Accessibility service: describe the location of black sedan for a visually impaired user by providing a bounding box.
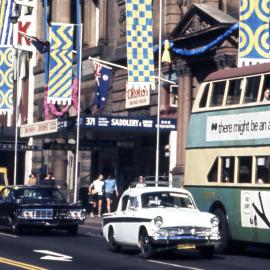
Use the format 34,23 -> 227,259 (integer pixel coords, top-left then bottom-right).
0,185 -> 86,235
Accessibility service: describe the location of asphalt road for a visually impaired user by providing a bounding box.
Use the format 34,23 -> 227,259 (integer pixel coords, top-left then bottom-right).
0,221 -> 270,270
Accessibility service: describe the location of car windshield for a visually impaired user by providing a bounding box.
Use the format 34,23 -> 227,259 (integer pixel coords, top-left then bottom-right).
14,188 -> 66,203
141,191 -> 195,209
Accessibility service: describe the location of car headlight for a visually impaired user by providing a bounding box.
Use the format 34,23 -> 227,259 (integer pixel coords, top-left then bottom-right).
154,216 -> 163,228
69,209 -> 86,220
21,209 -> 35,219
211,216 -> 219,228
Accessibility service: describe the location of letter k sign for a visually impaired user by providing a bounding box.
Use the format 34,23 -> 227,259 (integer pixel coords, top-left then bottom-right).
18,21 -> 31,45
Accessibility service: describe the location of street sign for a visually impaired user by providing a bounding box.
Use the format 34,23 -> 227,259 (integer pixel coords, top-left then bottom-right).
0,143 -> 39,151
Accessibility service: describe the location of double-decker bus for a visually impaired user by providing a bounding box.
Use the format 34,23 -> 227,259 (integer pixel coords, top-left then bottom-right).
185,62 -> 270,253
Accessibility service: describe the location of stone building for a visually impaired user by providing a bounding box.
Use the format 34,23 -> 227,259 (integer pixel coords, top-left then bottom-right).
1,0 -> 239,196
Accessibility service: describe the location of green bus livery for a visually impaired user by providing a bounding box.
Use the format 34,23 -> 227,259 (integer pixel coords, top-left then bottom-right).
185,62 -> 270,253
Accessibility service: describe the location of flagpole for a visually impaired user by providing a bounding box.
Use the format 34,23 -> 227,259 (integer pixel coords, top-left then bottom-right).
155,0 -> 162,186
74,0 -> 82,203
88,56 -> 176,85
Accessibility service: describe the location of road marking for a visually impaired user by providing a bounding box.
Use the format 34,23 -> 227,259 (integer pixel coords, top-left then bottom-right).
0,232 -> 18,238
86,231 -> 103,238
33,250 -> 72,262
0,257 -> 47,270
148,259 -> 206,270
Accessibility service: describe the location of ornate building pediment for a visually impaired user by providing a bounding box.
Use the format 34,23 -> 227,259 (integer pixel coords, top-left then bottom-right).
170,3 -> 237,40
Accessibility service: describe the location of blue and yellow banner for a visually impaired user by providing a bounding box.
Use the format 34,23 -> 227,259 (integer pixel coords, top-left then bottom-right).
48,23 -> 74,105
0,0 -> 14,46
126,0 -> 155,108
239,0 -> 270,66
0,47 -> 13,115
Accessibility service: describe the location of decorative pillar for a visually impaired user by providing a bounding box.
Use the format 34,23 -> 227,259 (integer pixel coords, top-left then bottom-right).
171,60 -> 192,187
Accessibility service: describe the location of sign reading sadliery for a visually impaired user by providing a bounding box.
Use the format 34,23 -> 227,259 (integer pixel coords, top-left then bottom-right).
20,119 -> 58,137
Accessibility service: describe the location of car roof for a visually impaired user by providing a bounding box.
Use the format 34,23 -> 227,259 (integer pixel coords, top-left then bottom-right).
123,186 -> 192,197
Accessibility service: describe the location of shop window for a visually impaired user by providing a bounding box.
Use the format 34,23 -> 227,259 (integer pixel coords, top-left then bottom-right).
256,157 -> 270,184
243,76 -> 261,103
221,157 -> 234,183
207,158 -> 218,182
238,156 -> 252,183
226,78 -> 243,105
199,83 -> 210,108
209,81 -> 226,107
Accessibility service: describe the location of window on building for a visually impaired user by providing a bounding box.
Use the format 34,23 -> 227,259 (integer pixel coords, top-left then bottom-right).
243,76 -> 261,103
209,81 -> 226,107
221,157 -> 234,183
207,158 -> 218,182
226,78 -> 243,105
199,83 -> 210,108
256,156 -> 270,184
238,156 -> 252,183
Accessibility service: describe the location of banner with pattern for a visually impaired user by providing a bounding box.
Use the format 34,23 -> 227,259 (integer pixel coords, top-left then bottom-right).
48,23 -> 74,105
125,0 -> 155,109
0,0 -> 14,46
239,0 -> 270,66
0,47 -> 13,115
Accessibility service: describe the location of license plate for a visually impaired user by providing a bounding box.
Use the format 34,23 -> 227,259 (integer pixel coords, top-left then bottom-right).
177,244 -> 195,250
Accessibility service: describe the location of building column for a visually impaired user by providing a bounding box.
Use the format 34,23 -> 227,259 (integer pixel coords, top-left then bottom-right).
83,0 -> 98,48
98,0 -> 108,45
51,0 -> 70,22
171,60 -> 192,187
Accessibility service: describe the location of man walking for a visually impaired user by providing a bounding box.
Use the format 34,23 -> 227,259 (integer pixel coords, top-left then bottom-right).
104,175 -> 118,213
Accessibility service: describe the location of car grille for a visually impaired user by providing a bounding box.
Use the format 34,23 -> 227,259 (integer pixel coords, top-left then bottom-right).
164,226 -> 211,236
56,209 -> 70,219
29,209 -> 53,219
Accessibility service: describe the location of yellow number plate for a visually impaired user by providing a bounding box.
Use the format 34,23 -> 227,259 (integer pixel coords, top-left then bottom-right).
177,244 -> 195,250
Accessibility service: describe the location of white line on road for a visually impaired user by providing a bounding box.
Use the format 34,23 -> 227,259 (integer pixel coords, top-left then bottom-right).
33,250 -> 73,262
0,232 -> 18,238
148,259 -> 206,270
85,231 -> 103,238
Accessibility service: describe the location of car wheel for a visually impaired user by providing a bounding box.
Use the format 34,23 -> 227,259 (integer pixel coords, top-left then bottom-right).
67,225 -> 78,236
199,246 -> 214,259
213,208 -> 228,254
108,227 -> 121,252
139,229 -> 154,259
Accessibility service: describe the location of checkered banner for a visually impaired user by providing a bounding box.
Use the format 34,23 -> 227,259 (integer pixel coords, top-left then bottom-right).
48,23 -> 74,105
238,0 -> 270,66
126,0 -> 155,109
0,47 -> 13,115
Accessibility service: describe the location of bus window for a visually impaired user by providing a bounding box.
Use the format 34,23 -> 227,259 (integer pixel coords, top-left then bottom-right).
209,81 -> 226,107
207,158 -> 218,182
261,74 -> 270,101
221,157 -> 234,183
199,83 -> 210,108
243,76 -> 261,104
226,79 -> 243,105
238,156 -> 252,183
256,157 -> 270,184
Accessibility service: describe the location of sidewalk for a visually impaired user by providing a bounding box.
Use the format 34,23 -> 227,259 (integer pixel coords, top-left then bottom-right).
83,215 -> 102,229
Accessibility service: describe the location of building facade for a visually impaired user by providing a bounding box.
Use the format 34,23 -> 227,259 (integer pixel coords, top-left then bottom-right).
0,0 -> 239,197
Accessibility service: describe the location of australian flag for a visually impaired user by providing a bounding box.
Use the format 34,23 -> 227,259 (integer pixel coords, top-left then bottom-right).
93,61 -> 112,110
30,36 -> 50,54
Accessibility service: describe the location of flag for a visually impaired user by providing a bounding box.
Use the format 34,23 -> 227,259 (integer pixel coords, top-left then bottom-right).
93,61 -> 112,110
30,36 -> 50,54
48,23 -> 74,105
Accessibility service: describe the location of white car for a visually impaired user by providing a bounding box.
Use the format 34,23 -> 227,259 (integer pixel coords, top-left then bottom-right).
102,186 -> 220,258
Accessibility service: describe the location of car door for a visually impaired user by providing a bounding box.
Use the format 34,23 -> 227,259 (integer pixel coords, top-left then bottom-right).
116,195 -> 140,245
0,188 -> 11,225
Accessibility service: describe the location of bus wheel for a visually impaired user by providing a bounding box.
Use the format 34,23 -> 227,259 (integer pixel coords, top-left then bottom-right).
213,208 -> 229,254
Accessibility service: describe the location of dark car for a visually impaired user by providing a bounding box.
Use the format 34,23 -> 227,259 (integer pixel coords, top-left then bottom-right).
0,185 -> 86,235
